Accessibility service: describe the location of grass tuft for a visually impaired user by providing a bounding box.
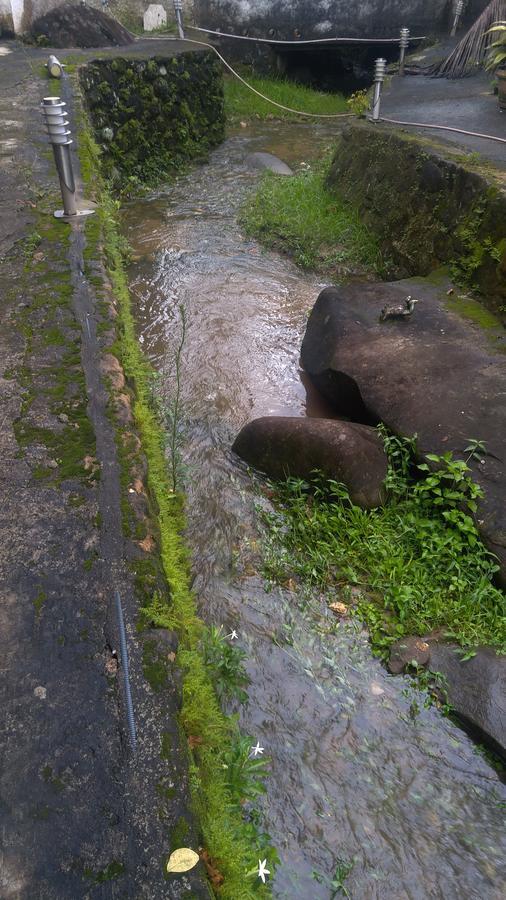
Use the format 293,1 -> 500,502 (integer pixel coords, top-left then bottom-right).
224,72 -> 348,122
240,154 -> 383,277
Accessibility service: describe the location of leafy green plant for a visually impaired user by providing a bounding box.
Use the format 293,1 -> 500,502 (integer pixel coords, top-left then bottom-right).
312,858 -> 354,897
484,22 -> 506,71
221,735 -> 270,806
202,625 -> 251,704
259,440 -> 505,656
346,89 -> 370,117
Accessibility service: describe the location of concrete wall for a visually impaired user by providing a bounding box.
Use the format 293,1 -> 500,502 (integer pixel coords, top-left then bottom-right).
194,0 -> 491,39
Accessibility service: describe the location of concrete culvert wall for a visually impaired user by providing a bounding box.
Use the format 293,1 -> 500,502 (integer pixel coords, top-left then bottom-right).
79,51 -> 225,189
326,123 -> 506,313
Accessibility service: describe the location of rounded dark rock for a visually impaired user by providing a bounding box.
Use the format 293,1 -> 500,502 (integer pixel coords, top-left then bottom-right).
232,416 -> 388,509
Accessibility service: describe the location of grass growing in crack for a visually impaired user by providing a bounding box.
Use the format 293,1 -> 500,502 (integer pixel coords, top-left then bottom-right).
240,154 -> 383,278
224,72 -> 348,122
202,625 -> 251,704
260,432 -> 505,657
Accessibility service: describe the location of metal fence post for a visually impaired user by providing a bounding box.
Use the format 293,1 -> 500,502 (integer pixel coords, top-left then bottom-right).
451,0 -> 464,37
41,96 -> 94,220
173,0 -> 184,40
372,58 -> 387,121
399,27 -> 410,76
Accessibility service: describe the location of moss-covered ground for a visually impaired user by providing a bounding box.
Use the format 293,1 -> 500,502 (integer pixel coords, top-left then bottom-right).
76,84 -> 277,898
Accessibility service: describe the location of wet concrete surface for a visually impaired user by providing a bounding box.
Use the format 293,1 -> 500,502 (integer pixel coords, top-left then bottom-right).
0,41 -> 207,899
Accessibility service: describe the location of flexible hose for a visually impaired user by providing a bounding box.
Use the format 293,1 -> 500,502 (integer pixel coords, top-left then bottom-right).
115,589 -> 137,752
181,36 -> 354,118
378,115 -> 506,145
189,25 -> 427,46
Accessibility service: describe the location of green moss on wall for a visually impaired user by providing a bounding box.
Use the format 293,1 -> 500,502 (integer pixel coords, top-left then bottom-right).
79,52 -> 225,191
326,123 -> 506,313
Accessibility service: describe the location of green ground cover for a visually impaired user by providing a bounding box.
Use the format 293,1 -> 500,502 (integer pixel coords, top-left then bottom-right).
240,153 -> 384,277
224,72 -> 349,121
260,432 -> 506,658
77,98 -> 276,898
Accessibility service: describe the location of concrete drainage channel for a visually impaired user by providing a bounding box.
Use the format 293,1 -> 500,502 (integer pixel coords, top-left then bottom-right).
1,29 -> 505,899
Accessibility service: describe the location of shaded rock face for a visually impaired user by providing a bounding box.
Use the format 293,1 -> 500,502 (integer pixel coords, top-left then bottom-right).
428,644 -> 506,761
300,283 -> 506,584
31,3 -> 134,48
232,416 -> 388,509
244,152 -> 293,175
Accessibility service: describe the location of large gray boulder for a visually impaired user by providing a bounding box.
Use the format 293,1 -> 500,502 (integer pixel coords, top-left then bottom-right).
232,416 -> 388,509
428,644 -> 506,761
300,281 -> 506,583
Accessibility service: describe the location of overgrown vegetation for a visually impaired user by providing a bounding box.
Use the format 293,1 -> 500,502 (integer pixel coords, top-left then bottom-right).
260,430 -> 505,658
240,152 -> 384,277
224,72 -> 348,122
77,109 -> 277,897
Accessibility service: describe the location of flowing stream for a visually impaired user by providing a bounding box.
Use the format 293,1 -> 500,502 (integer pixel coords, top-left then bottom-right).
123,123 -> 506,899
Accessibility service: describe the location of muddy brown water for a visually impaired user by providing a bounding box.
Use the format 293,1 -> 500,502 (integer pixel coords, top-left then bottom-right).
123,124 -> 506,899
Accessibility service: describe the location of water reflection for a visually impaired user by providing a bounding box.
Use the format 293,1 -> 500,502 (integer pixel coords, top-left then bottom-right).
124,123 -> 506,899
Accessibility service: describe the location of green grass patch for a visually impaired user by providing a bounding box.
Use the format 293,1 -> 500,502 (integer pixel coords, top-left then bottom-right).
76,99 -> 277,897
260,431 -> 505,658
224,72 -> 348,122
240,154 -> 383,277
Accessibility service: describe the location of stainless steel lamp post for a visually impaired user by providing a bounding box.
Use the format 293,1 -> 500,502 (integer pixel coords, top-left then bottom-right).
173,0 -> 185,40
399,27 -> 410,76
41,96 -> 94,220
372,58 -> 387,122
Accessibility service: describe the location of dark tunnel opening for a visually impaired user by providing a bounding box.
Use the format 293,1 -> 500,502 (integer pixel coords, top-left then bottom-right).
272,42 -> 408,93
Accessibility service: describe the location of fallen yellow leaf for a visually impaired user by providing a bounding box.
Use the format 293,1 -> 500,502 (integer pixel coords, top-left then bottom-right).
166,848 -> 200,874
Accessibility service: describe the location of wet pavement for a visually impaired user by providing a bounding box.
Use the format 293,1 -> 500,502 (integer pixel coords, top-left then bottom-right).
381,42 -> 506,167
0,40 -> 207,899
124,122 -> 506,899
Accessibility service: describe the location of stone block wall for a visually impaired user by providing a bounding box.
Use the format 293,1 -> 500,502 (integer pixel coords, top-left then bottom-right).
79,50 -> 225,188
326,123 -> 506,312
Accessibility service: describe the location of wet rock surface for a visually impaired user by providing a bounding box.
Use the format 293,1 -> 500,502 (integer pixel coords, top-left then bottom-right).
388,636 -> 431,675
428,644 -> 506,760
244,151 -> 293,175
301,281 -> 506,583
31,3 -> 134,48
232,415 -> 388,508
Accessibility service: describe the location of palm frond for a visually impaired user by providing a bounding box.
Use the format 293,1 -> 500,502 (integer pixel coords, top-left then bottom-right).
430,0 -> 506,78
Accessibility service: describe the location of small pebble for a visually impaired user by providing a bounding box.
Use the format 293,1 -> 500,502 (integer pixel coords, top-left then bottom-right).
34,686 -> 47,700
47,459 -> 58,469
58,413 -> 69,423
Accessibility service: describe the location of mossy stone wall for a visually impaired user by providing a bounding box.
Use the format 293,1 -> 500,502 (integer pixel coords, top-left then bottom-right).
79,51 -> 225,189
327,124 -> 506,312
